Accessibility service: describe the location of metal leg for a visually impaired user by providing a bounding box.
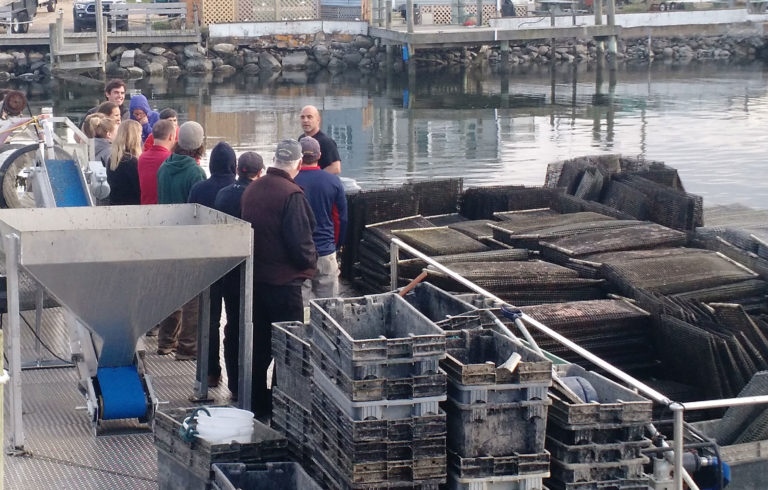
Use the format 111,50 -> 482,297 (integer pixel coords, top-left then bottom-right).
671,403 -> 684,490
238,257 -> 254,411
22,286 -> 73,370
191,289 -> 213,402
390,241 -> 399,291
4,233 -> 25,453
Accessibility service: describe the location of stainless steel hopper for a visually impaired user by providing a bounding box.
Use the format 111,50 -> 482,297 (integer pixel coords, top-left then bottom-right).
0,204 -> 254,449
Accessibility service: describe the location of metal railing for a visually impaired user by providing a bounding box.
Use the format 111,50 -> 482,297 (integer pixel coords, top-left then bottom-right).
389,236 -> 768,490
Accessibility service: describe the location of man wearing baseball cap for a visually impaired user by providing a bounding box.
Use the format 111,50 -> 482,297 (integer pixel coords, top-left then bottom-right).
295,136 -> 347,304
155,121 -> 208,361
211,151 -> 264,402
241,140 -> 317,417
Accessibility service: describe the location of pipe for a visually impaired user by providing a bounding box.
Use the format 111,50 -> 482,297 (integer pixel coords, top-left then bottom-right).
390,238 -> 671,405
671,403 -> 685,490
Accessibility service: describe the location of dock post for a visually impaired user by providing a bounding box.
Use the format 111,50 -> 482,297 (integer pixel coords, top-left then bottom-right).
48,22 -> 59,73
605,0 -> 617,58
500,39 -> 510,70
95,0 -> 106,75
406,0 -> 414,32
594,0 -> 604,56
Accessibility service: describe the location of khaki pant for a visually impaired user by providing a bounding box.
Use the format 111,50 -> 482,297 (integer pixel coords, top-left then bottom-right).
157,297 -> 199,356
302,252 -> 339,306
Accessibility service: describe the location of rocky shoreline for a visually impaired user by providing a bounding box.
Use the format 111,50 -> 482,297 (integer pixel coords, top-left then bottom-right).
1,33 -> 767,81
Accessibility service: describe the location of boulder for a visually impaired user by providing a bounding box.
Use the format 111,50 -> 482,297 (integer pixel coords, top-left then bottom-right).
28,51 -> 44,63
151,55 -> 169,68
242,63 -> 260,75
242,48 -> 260,64
185,57 -> 213,73
145,62 -> 165,76
212,43 -> 237,56
0,71 -> 11,82
184,44 -> 206,59
327,56 -> 346,72
353,35 -> 373,49
126,66 -> 145,79
259,52 -> 281,71
312,44 -> 331,66
11,51 -> 27,70
110,46 -> 127,58
282,51 -> 308,71
148,46 -> 167,56
120,50 -> 135,68
0,53 -> 14,71
166,65 -> 182,78
342,52 -> 362,65
214,64 -> 236,77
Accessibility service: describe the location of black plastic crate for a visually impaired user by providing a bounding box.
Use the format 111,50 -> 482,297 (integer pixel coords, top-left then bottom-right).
448,449 -> 550,479
154,408 -> 287,490
211,462 -> 322,490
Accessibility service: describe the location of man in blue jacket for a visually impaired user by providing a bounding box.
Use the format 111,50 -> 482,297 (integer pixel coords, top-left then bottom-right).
295,136 -> 347,303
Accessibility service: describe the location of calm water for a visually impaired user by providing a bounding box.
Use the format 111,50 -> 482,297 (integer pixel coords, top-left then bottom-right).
28,60 -> 768,209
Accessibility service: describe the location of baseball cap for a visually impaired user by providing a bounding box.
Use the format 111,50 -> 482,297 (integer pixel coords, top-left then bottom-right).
177,121 -> 205,151
300,136 -> 321,164
238,151 -> 264,175
275,139 -> 302,161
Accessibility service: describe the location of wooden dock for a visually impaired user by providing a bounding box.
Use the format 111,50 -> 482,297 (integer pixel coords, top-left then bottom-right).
370,23 -> 622,49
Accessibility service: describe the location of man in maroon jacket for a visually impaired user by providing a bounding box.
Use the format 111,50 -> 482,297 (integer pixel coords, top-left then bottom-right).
241,139 -> 317,417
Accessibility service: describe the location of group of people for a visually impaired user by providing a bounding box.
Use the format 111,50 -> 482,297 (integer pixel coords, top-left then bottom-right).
83,79 -> 348,416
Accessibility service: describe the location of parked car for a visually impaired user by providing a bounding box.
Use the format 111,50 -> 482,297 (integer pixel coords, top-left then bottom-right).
73,0 -> 128,32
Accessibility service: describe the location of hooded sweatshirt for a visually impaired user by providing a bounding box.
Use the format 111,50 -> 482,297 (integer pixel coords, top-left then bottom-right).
188,141 -> 236,207
157,153 -> 207,204
94,138 -> 111,168
129,95 -> 160,143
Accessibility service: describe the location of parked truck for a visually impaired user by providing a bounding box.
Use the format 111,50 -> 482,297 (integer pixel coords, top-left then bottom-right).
0,0 -> 39,33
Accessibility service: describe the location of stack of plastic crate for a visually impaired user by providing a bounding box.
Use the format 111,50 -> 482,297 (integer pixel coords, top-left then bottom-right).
545,364 -> 653,490
309,293 -> 449,489
441,326 -> 553,490
271,321 -> 314,466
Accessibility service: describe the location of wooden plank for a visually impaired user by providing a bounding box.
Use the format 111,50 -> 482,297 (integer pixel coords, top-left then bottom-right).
54,60 -> 104,70
55,44 -> 100,56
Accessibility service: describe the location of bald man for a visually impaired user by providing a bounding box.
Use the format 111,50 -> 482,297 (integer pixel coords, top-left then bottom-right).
299,105 -> 341,174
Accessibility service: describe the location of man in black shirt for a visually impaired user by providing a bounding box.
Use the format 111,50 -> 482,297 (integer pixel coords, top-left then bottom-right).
299,105 -> 341,174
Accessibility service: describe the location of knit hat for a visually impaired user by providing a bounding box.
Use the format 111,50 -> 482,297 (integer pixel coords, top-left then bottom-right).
238,151 -> 264,176
209,141 -> 236,175
275,139 -> 302,161
177,121 -> 205,151
300,136 -> 321,164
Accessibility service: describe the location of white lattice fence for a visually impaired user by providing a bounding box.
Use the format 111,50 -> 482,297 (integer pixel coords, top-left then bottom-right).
416,3 -> 500,25
203,0 -> 317,23
203,0 -> 236,24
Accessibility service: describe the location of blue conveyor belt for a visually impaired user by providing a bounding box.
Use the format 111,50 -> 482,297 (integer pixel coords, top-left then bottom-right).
96,365 -> 147,420
46,159 -> 89,207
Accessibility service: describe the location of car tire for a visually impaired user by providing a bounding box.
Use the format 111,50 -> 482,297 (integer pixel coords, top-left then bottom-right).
74,19 -> 83,32
47,0 -> 56,12
118,17 -> 128,30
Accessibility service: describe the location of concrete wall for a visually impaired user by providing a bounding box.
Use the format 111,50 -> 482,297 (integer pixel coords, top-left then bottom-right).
489,9 -> 768,29
209,20 -> 368,39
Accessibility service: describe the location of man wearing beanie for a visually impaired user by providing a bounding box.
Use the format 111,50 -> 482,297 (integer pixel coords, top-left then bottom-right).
295,136 -> 347,303
187,141 -> 237,388
156,121 -> 208,361
212,151 -> 264,400
241,140 -> 317,418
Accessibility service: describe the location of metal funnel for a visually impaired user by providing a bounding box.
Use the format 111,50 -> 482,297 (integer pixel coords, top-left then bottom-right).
0,205 -> 253,367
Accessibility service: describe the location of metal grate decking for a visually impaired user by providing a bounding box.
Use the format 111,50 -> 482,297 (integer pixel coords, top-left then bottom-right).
4,307 -> 236,489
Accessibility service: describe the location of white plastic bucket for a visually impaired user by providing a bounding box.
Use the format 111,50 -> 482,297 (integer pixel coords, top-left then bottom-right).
184,407 -> 255,444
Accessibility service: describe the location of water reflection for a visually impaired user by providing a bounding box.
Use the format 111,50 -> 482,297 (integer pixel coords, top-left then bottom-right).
28,61 -> 768,209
